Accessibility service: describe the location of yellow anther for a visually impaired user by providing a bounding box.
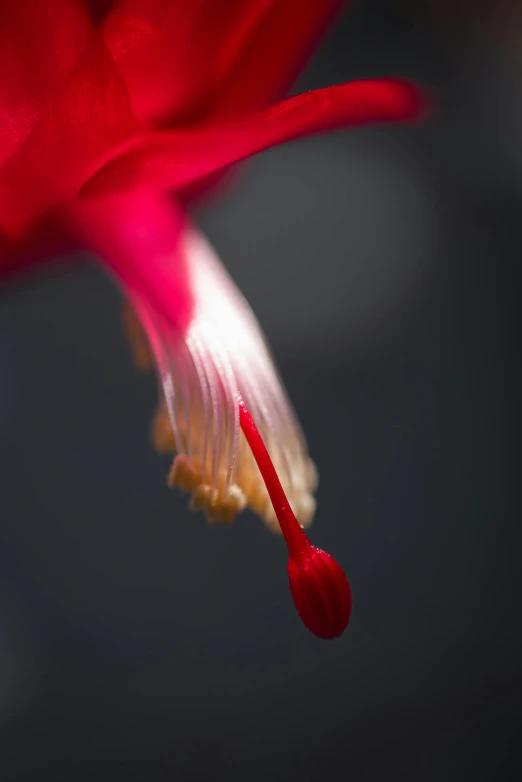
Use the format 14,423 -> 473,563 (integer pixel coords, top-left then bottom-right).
151,403 -> 176,453
168,455 -> 203,493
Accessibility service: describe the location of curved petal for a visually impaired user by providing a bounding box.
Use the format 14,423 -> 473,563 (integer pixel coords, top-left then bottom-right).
210,0 -> 346,118
100,0 -> 275,126
67,191 -> 192,334
0,37 -> 139,238
82,79 -> 426,198
0,0 -> 93,163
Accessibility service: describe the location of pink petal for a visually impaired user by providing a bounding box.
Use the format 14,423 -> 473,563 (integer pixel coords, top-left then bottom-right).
101,0 -> 276,126
82,79 -> 426,198
66,191 -> 193,334
0,36 -> 139,238
0,1 -> 93,164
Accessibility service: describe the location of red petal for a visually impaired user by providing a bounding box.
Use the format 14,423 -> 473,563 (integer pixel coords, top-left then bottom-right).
82,79 -> 426,198
211,0 -> 345,118
0,1 -> 93,164
0,36 -> 139,238
67,192 -> 193,334
101,0 -> 275,126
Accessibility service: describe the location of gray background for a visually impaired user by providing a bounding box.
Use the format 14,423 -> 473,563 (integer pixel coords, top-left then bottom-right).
0,2 -> 520,780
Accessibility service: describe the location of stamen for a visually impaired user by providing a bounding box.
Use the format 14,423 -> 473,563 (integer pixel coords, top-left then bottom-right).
120,227 -> 351,637
239,397 -> 352,640
124,228 -> 318,532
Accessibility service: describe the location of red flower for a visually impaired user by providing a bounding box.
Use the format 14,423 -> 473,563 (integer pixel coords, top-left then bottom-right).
0,1 -> 425,638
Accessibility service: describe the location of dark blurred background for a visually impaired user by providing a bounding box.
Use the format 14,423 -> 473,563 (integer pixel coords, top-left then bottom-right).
0,1 -> 520,780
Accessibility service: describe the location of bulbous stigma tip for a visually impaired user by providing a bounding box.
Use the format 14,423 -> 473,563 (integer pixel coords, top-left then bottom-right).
288,546 -> 352,639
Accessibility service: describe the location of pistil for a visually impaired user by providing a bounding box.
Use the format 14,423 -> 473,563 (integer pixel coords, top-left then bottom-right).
239,396 -> 352,639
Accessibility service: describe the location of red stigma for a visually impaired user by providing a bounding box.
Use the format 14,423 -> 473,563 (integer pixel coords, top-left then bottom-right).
239,397 -> 352,639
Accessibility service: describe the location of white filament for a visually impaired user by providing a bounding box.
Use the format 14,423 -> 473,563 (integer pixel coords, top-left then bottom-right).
138,226 -> 317,529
